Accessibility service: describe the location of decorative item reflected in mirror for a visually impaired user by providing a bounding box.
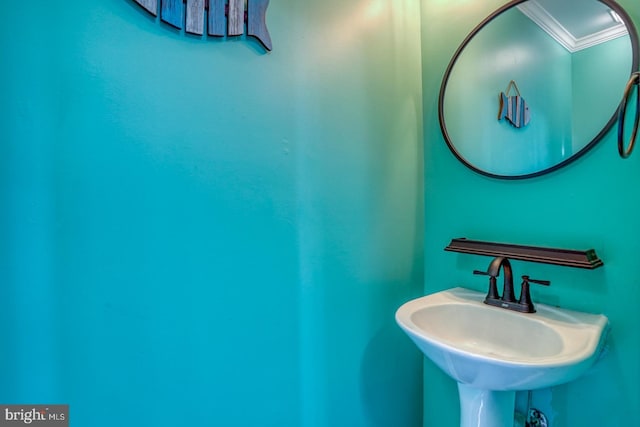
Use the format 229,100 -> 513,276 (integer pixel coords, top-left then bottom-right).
439,0 -> 639,179
498,80 -> 530,129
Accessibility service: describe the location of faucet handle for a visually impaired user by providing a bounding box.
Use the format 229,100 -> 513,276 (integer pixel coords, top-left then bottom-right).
527,277 -> 551,286
473,270 -> 490,276
473,269 -> 500,278
473,270 -> 500,300
518,275 -> 551,313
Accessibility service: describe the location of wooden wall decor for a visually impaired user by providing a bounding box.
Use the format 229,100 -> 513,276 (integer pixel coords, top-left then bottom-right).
208,0 -> 226,36
161,0 -> 184,29
228,0 -> 244,36
247,0 -> 271,50
185,0 -> 205,35
136,0 -> 158,15
132,0 -> 273,51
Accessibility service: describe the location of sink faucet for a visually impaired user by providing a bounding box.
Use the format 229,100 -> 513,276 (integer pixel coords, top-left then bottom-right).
474,256 -> 550,313
474,256 -> 515,305
486,256 -> 515,303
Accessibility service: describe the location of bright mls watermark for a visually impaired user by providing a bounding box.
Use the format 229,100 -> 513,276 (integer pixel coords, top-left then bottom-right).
0,405 -> 68,426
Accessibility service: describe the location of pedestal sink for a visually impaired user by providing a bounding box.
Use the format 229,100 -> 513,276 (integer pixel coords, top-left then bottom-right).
395,287 -> 609,427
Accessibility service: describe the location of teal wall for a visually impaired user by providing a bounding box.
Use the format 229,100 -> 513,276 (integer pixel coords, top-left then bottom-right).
422,0 -> 640,426
0,1 -> 424,426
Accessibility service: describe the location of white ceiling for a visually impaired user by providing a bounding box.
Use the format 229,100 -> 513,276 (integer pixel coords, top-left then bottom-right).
517,0 -> 629,52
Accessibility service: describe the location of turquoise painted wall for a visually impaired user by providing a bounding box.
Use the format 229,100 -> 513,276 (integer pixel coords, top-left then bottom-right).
422,0 -> 640,426
0,1 -> 424,426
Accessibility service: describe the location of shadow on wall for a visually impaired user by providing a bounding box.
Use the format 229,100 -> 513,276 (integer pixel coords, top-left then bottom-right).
360,321 -> 423,427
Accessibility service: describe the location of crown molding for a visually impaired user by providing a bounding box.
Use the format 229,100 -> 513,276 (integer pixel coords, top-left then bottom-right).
517,1 -> 628,53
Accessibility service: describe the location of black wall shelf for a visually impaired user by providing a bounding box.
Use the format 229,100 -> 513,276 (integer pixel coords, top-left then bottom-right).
444,238 -> 604,269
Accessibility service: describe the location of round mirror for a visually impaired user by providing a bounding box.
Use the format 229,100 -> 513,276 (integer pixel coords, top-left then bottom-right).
439,0 -> 639,179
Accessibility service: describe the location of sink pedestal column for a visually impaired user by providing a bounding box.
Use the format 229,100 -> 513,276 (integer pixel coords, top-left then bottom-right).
458,383 -> 515,427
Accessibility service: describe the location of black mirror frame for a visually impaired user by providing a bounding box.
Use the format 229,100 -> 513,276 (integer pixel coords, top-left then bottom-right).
438,0 -> 640,180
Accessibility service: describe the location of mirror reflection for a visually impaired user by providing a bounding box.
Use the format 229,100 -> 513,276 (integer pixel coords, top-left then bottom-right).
440,0 -> 636,178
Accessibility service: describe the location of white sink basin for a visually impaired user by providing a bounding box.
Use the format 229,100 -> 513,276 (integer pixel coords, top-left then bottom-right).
396,287 -> 609,426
